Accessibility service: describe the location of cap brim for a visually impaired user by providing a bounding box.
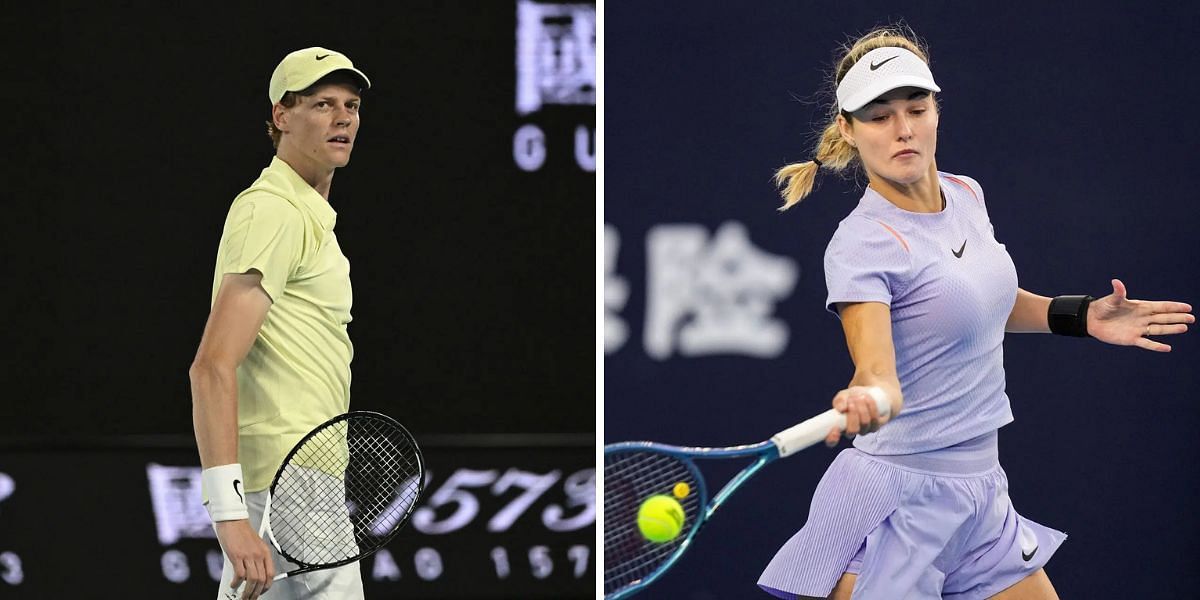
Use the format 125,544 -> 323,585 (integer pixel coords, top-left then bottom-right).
841,76 -> 940,112
288,66 -> 372,97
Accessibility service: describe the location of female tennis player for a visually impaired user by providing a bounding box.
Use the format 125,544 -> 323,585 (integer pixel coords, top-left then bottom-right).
756,26 -> 1194,600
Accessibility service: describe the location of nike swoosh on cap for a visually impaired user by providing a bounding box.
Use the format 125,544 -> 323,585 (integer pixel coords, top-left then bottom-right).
316,54 -> 330,60
870,56 -> 899,70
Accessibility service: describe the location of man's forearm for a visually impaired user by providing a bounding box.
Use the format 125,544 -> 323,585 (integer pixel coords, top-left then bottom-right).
1005,288 -> 1052,333
190,363 -> 240,469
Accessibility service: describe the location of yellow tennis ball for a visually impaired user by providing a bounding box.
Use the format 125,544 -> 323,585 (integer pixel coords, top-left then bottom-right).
637,495 -> 685,543
673,482 -> 690,499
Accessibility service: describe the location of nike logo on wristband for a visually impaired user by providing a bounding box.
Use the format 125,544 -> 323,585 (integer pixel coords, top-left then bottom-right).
233,479 -> 243,503
952,239 -> 967,258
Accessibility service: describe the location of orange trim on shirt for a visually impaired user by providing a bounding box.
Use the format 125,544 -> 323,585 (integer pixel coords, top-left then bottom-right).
943,175 -> 983,206
874,220 -> 910,253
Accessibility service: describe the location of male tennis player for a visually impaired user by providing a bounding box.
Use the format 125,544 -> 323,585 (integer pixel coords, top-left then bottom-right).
756,26 -> 1193,600
190,46 -> 369,600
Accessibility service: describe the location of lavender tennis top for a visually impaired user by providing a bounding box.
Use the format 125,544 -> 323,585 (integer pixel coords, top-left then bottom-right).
824,172 -> 1018,455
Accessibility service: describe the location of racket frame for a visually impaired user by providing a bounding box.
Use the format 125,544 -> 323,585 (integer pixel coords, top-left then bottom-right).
604,389 -> 889,598
260,410 -> 425,581
604,440 -> 781,599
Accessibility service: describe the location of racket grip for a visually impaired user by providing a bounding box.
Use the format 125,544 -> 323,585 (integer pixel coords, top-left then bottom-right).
770,387 -> 890,457
226,566 -> 287,599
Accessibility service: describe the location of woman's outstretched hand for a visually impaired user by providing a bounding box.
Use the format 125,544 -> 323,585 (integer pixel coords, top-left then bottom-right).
1087,279 -> 1194,352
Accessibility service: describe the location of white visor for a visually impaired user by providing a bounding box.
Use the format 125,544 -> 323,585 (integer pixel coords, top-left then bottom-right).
836,47 -> 940,113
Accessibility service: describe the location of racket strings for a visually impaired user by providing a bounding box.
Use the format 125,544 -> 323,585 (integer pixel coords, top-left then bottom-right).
345,428 -> 422,542
603,450 -> 701,596
271,415 -> 423,567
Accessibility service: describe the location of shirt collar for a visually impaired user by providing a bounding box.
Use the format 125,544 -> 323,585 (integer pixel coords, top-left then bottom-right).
268,156 -> 338,231
859,173 -> 955,230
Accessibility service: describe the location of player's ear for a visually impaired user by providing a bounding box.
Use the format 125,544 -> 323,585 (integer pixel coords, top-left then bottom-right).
836,113 -> 854,147
272,102 -> 290,133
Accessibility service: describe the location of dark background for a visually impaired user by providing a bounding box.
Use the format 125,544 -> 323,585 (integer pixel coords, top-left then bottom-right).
4,2 -> 594,435
2,1 -> 594,598
605,2 -> 1199,599
0,441 -> 593,598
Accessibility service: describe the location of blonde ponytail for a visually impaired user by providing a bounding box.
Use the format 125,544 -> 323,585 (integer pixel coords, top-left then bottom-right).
775,119 -> 859,210
773,161 -> 818,211
775,23 -> 932,211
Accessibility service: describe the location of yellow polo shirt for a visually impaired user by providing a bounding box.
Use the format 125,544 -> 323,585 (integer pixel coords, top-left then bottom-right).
211,156 -> 354,492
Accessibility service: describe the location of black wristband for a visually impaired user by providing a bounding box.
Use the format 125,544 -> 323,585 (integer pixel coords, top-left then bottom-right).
1047,295 -> 1094,337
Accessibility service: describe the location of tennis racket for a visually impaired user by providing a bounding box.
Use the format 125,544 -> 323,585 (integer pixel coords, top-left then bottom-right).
226,411 -> 424,599
603,388 -> 890,599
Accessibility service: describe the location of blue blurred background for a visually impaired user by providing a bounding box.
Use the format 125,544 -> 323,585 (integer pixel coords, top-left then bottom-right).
604,2 -> 1200,598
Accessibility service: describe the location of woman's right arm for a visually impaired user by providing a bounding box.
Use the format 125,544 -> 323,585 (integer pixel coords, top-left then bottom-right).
824,301 -> 905,447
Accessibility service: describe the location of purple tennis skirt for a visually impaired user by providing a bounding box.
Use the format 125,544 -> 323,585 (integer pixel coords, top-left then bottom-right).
758,431 -> 1065,600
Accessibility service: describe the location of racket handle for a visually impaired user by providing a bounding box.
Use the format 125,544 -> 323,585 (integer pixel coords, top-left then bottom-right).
226,564 -> 288,599
227,573 -> 287,600
227,570 -> 288,599
770,387 -> 890,457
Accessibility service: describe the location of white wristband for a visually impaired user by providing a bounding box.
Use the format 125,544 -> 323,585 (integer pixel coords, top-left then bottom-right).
201,464 -> 250,522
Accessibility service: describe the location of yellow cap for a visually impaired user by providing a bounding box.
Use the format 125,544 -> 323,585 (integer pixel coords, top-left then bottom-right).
268,47 -> 371,104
